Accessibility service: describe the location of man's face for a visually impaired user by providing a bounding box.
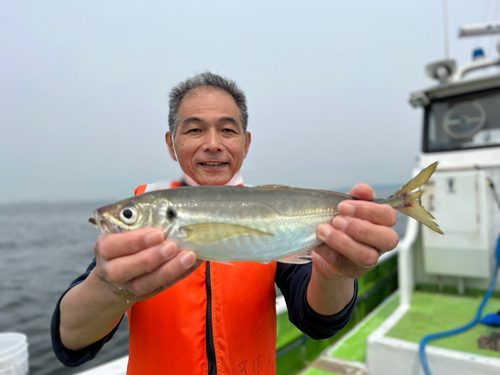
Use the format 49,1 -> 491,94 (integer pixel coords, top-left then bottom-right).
166,87 -> 251,186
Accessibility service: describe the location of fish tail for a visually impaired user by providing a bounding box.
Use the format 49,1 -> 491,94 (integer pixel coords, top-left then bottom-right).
378,162 -> 443,234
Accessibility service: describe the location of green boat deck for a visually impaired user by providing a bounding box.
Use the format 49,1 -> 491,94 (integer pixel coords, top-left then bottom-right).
300,290 -> 500,375
275,256 -> 398,374
387,291 -> 500,357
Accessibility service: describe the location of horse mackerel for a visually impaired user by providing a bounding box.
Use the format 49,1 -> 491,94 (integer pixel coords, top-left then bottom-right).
91,162 -> 442,264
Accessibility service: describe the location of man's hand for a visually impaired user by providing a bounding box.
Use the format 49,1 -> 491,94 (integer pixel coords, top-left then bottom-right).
312,183 -> 399,279
306,183 -> 399,316
95,228 -> 202,301
60,229 -> 202,351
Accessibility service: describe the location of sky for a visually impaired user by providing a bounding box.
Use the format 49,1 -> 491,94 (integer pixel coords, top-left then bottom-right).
1,1 -> 499,203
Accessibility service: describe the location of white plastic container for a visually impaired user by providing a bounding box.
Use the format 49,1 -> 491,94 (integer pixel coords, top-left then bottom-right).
0,333 -> 29,375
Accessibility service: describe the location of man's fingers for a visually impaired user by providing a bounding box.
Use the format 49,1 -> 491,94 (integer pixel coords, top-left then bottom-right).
338,201 -> 397,228
317,225 -> 379,268
332,215 -> 399,252
102,241 -> 178,284
312,242 -> 374,279
314,183 -> 399,280
96,228 -> 165,260
348,183 -> 376,201
128,251 -> 199,296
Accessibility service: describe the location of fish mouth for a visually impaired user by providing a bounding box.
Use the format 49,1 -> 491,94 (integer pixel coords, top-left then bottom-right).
91,209 -> 121,234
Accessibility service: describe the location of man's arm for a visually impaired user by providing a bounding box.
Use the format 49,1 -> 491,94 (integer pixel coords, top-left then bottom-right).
51,258 -> 123,366
275,262 -> 357,340
307,183 -> 399,315
57,228 -> 201,352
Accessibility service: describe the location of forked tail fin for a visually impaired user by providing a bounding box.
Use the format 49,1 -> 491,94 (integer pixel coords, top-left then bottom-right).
379,162 -> 443,234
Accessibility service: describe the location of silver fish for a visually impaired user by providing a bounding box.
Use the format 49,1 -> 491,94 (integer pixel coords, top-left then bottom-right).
91,163 -> 442,264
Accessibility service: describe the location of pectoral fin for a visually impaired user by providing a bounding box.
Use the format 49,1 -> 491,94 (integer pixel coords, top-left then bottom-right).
181,223 -> 274,244
277,249 -> 312,264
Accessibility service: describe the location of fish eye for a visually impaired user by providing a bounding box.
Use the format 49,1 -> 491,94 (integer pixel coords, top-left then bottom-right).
167,207 -> 177,221
119,207 -> 139,225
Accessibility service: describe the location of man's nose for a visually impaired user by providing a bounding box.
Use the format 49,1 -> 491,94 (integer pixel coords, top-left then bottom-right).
202,129 -> 224,152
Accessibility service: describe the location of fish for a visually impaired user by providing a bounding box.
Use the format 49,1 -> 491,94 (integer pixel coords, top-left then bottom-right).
90,162 -> 442,264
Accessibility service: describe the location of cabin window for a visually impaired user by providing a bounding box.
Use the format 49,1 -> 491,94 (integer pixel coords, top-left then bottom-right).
424,88 -> 500,152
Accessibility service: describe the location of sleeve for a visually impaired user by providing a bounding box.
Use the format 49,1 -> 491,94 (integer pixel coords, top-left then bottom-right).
51,257 -> 124,367
275,262 -> 358,340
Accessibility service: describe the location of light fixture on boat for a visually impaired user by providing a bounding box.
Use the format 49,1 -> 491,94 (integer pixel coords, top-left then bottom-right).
425,59 -> 457,83
409,91 -> 430,108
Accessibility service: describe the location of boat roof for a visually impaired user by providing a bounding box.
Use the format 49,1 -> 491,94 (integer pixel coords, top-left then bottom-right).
410,72 -> 500,106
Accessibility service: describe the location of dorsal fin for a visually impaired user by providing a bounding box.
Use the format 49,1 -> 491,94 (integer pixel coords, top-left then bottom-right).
254,185 -> 291,189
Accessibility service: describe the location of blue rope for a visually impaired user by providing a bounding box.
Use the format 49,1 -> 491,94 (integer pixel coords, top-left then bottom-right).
419,235 -> 500,375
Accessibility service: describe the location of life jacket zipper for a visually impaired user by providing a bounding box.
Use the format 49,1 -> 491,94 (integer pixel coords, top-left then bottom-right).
206,261 -> 217,375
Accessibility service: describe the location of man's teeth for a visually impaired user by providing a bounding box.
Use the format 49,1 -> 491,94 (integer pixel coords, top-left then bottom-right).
201,162 -> 226,166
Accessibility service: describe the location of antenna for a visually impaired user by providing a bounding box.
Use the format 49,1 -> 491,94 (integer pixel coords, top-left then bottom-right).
444,0 -> 450,59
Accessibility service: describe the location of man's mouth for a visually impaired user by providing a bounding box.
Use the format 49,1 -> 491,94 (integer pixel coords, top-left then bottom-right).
199,162 -> 228,167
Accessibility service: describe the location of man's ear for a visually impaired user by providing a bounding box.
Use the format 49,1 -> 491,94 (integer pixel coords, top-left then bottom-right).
244,131 -> 251,158
165,132 -> 178,161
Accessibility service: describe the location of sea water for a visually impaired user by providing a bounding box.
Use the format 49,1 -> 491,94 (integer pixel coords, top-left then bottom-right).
0,202 -> 130,375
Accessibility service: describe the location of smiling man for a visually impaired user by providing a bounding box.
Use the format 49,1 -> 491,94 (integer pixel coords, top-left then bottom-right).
165,85 -> 251,186
52,72 -> 399,375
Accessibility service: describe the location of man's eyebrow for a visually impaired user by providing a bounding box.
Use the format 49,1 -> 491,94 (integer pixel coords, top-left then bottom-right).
218,117 -> 240,125
181,116 -> 240,126
182,117 -> 203,125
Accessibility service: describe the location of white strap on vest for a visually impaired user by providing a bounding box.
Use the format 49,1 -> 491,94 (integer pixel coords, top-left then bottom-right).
144,171 -> 244,192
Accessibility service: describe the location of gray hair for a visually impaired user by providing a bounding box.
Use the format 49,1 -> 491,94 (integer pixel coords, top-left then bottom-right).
168,72 -> 248,137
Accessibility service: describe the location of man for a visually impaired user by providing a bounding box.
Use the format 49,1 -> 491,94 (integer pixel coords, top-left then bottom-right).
52,72 -> 398,374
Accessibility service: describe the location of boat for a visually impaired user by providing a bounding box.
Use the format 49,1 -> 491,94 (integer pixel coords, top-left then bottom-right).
299,20 -> 500,375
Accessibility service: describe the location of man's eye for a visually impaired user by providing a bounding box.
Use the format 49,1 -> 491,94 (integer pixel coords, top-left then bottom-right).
186,129 -> 201,133
222,128 -> 236,133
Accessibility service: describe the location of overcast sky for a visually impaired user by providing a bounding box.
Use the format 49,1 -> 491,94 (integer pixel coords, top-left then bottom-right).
1,1 -> 499,203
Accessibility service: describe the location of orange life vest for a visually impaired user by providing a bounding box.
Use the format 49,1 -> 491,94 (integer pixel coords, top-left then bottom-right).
127,182 -> 278,375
